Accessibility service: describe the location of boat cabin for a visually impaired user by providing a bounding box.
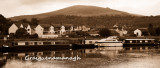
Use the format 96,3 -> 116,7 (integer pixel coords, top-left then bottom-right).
124,39 -> 156,45
13,40 -> 70,46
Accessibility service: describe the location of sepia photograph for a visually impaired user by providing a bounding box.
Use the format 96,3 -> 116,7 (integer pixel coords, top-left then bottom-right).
0,0 -> 160,68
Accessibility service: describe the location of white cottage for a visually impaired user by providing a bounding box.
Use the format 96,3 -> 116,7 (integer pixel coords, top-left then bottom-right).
20,24 -> 24,28
26,25 -> 32,35
49,26 -> 55,34
35,25 -> 44,35
134,29 -> 142,37
60,26 -> 66,35
9,23 -> 29,34
70,26 -> 74,32
8,24 -> 18,34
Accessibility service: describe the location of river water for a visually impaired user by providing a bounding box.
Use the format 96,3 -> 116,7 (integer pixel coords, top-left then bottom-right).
0,46 -> 160,68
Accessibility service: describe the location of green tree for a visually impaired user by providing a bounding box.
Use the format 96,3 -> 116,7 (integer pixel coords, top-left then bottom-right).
19,19 -> 30,23
98,28 -> 111,37
15,28 -> 28,38
68,32 -> 79,38
29,34 -> 38,38
148,24 -> 155,36
76,31 -> 89,37
31,18 -> 38,25
0,14 -> 7,24
0,14 -> 8,35
155,27 -> 160,36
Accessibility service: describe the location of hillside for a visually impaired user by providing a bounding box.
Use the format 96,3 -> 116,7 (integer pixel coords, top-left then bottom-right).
38,15 -> 160,29
10,5 -> 140,21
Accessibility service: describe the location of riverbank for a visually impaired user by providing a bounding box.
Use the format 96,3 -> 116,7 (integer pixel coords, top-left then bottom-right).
0,44 -> 96,52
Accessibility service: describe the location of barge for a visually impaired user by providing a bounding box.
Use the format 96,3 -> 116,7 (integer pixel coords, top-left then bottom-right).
1,39 -> 97,52
13,40 -> 71,46
123,39 -> 158,47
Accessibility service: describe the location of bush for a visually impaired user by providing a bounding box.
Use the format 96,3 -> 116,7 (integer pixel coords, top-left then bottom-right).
98,28 -> 111,37
29,34 -> 38,38
68,32 -> 79,38
15,28 -> 28,38
76,31 -> 89,36
155,27 -> 160,36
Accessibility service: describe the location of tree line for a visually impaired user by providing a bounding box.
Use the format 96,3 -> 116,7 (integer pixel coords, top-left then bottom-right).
39,15 -> 160,28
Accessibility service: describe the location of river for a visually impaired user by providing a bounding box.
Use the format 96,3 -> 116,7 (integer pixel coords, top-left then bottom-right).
0,46 -> 160,68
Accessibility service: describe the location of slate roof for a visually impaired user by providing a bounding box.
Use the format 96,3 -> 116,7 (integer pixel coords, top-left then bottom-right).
39,24 -> 72,31
14,23 -> 29,28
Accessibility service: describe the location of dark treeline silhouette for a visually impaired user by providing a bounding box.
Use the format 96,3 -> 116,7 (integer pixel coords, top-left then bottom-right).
0,14 -> 13,35
0,14 -> 38,35
39,15 -> 160,28
17,18 -> 38,26
98,28 -> 111,37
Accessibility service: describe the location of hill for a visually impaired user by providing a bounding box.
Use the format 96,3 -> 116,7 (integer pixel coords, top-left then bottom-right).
10,5 -> 140,21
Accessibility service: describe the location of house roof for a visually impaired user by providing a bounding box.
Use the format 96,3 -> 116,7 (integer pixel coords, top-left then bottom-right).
30,25 -> 37,29
38,24 -> 73,30
39,24 -> 51,28
39,24 -> 72,27
14,23 -> 29,28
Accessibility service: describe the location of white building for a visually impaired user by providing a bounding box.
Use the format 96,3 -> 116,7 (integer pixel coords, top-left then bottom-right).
35,25 -> 44,35
134,29 -> 142,37
8,23 -> 91,38
134,28 -> 148,37
49,26 -> 55,34
115,27 -> 128,36
60,26 -> 66,35
8,24 -> 18,34
20,24 -> 24,28
26,25 -> 32,35
8,23 -> 28,34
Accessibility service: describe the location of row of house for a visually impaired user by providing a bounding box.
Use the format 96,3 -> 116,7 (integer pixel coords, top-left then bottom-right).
9,23 -> 90,38
8,23 -> 148,38
111,24 -> 149,37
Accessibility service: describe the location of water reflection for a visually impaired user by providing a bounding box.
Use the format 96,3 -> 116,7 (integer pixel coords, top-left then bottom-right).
0,46 -> 160,68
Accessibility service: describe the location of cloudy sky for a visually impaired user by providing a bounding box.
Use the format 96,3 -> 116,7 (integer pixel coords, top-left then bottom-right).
0,0 -> 160,18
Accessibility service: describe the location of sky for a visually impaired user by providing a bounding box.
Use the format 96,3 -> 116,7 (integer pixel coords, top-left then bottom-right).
0,0 -> 160,18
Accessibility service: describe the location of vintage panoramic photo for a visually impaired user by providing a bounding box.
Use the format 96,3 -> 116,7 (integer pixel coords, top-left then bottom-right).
0,0 -> 160,68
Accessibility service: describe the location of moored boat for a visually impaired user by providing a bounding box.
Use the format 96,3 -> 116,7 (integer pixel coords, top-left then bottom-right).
123,38 -> 158,46
13,40 -> 71,46
94,36 -> 123,47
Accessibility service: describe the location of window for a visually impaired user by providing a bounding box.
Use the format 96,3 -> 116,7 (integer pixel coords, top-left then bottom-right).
89,41 -> 92,44
145,40 -> 148,43
29,42 -> 34,45
37,42 -> 43,45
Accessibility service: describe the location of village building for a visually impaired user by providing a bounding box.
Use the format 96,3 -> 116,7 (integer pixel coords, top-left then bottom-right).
8,23 -> 91,38
111,24 -> 128,36
134,29 -> 142,37
134,28 -> 148,37
35,25 -> 44,35
8,24 -> 18,34
8,23 -> 28,34
74,25 -> 90,31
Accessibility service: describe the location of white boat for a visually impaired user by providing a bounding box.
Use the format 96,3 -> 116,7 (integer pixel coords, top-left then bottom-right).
95,36 -> 123,47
